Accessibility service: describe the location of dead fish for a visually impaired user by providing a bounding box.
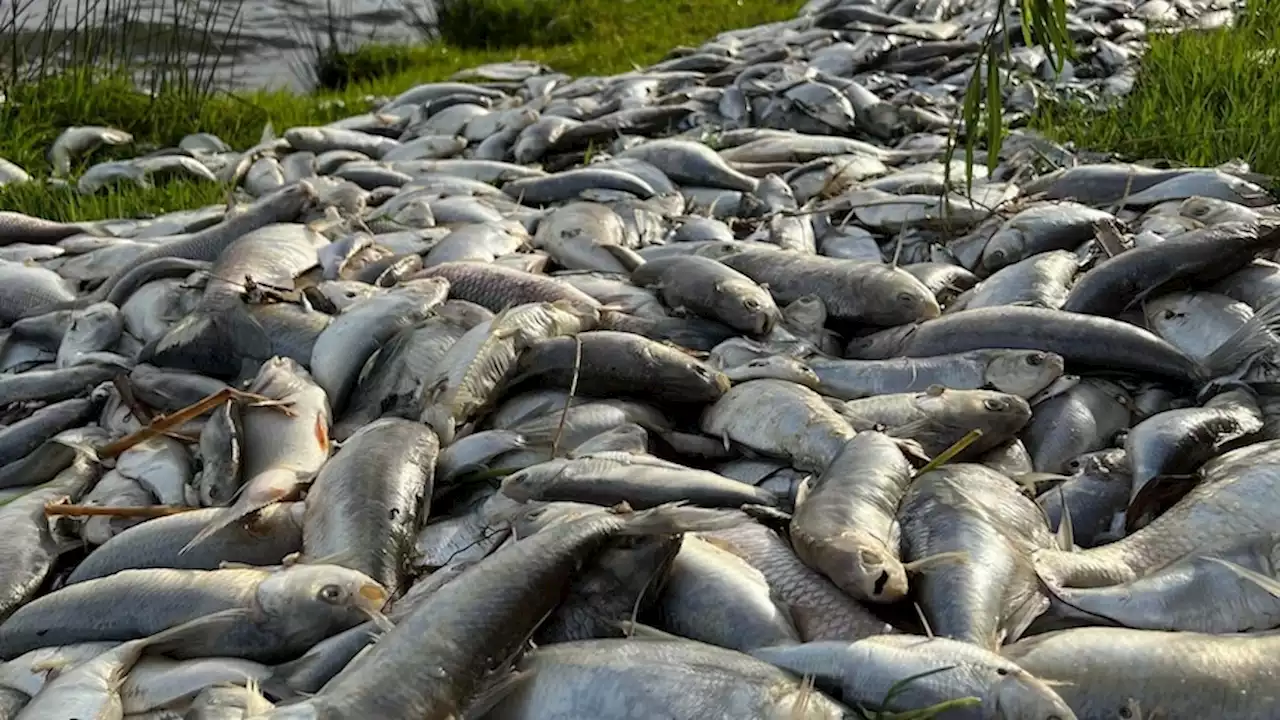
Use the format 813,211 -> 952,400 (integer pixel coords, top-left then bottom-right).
183,358 -> 331,552
791,431 -> 915,603
1045,532 -> 1280,633
148,223 -> 329,378
412,261 -> 601,313
1125,386 -> 1262,512
752,635 -> 1077,720
1035,439 -> 1280,587
49,126 -> 133,176
701,378 -> 855,473
0,456 -> 99,621
485,638 -> 850,719
501,451 -> 776,509
66,503 -> 304,584
1062,221 -> 1280,317
837,387 -> 1033,458
0,212 -> 92,246
899,464 -> 1055,649
309,277 -> 450,414
0,563 -> 386,663
512,331 -> 731,404
262,505 -> 743,717
419,300 -> 599,443
654,533 -> 801,652
1004,627 -> 1280,719
701,521 -> 893,641
630,255 -> 780,335
302,418 -> 439,596
699,245 -> 940,326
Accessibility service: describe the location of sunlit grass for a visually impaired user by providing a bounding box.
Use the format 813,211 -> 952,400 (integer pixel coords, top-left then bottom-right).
0,0 -> 805,220
1033,0 -> 1280,176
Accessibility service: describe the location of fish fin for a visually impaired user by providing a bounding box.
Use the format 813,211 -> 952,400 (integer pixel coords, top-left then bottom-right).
616,620 -> 684,641
1054,488 -> 1075,551
1124,474 -> 1198,533
901,551 -> 969,573
1027,554 -> 1128,628
1204,556 -> 1280,597
913,602 -> 933,638
882,417 -> 936,443
462,669 -> 533,720
181,469 -> 301,554
140,608 -> 255,655
1001,584 -> 1050,644
792,475 -> 813,508
600,245 -> 645,272
1202,295 -> 1280,379
740,503 -> 793,531
148,302 -> 273,377
616,503 -> 748,536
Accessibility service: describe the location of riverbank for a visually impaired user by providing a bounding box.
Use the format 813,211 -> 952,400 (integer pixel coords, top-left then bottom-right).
1032,0 -> 1276,178
0,0 -> 806,220
1,0 -> 1271,221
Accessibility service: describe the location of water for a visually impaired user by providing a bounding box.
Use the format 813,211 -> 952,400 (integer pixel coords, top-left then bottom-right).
2,0 -> 436,90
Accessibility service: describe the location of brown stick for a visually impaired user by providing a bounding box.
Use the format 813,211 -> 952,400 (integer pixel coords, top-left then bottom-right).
44,503 -> 199,518
95,387 -> 293,459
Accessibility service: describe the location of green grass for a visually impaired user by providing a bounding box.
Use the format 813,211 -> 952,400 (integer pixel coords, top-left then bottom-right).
0,0 -> 805,221
1033,0 -> 1280,176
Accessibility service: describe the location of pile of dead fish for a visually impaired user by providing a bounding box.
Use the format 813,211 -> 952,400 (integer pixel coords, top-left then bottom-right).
1,0 -> 1279,717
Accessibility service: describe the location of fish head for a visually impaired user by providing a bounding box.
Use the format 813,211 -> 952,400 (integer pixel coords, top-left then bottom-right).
827,529 -> 908,603
508,498 -> 602,537
723,356 -> 819,388
981,226 -> 1025,273
782,295 -> 828,332
843,324 -> 916,359
965,390 -> 1034,437
991,667 -> 1077,720
257,563 -> 389,628
1142,292 -> 1193,334
714,279 -> 780,336
882,272 -> 942,324
499,460 -> 573,504
984,350 -> 1066,398
679,355 -> 734,401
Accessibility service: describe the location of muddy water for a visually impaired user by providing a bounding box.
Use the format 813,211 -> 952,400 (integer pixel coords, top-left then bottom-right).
2,0 -> 435,90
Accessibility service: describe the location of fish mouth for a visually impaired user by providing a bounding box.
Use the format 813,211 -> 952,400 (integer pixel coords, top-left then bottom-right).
714,371 -> 733,393
356,582 -> 390,612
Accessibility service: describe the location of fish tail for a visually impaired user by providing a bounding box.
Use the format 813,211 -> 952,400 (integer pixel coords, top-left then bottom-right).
147,301 -> 272,377
617,502 -> 748,536
1202,295 -> 1280,380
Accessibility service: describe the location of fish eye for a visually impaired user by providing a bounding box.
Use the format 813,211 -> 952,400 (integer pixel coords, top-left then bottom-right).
995,667 -> 1010,676
1068,459 -> 1082,471
1117,708 -> 1133,719
896,292 -> 916,303
317,584 -> 345,604
983,397 -> 1006,411
989,249 -> 1005,262
1026,353 -> 1044,366
1162,309 -> 1176,320
743,298 -> 761,310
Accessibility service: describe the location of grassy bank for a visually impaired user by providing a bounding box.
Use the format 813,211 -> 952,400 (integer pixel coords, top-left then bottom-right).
1033,0 -> 1279,177
0,0 -> 806,220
